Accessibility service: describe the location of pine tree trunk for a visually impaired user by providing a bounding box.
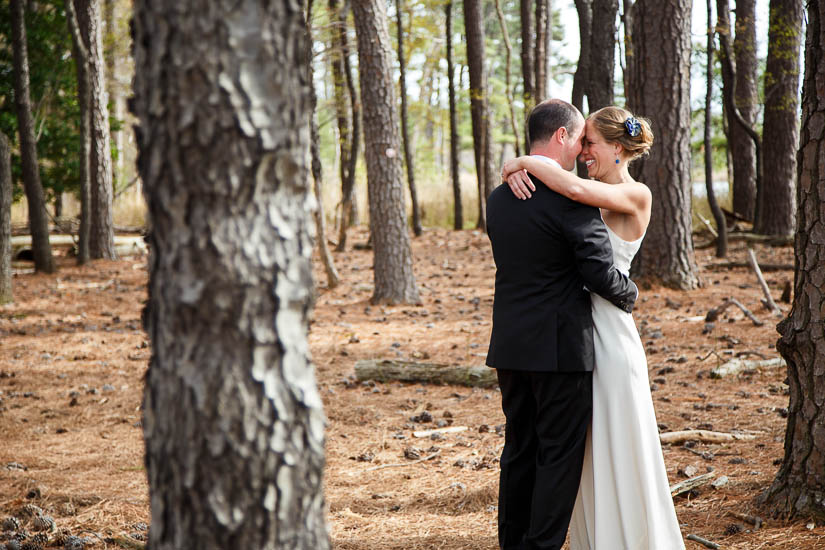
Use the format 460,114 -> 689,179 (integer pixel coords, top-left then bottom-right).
521,0 -> 535,153
534,0 -> 550,101
626,0 -> 699,289
572,0 -> 592,112
65,0 -> 91,264
77,0 -> 116,259
494,0 -> 521,157
731,0 -> 758,221
10,0 -> 54,274
621,0 -> 635,98
0,131 -> 12,304
132,2 -> 330,548
446,0 -> 462,230
395,0 -> 422,236
352,0 -> 420,304
329,0 -> 360,252
464,0 -> 488,230
756,0 -> 803,236
308,9 -> 340,289
762,0 -> 825,521
705,0 -> 727,257
588,0 -> 617,110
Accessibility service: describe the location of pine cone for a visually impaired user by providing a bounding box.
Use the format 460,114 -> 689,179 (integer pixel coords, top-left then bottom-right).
50,529 -> 70,547
30,517 -> 53,534
1,517 -> 19,532
16,506 -> 40,520
29,534 -> 47,546
63,535 -> 84,550
20,541 -> 42,550
5,539 -> 20,550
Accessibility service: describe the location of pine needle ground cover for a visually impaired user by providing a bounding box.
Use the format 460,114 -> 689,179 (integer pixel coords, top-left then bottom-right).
0,227 -> 821,549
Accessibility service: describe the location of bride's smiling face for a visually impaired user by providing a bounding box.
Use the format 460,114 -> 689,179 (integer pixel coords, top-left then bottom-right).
579,119 -> 621,180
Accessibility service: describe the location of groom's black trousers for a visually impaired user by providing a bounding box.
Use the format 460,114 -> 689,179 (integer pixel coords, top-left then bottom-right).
497,369 -> 592,550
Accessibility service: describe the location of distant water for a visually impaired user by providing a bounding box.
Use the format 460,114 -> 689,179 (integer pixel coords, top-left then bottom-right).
692,181 -> 729,198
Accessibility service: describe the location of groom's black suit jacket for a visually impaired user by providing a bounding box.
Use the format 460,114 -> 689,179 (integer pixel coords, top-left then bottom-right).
485,173 -> 638,373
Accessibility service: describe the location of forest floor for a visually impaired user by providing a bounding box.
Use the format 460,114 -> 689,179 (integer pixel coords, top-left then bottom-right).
0,226 -> 823,550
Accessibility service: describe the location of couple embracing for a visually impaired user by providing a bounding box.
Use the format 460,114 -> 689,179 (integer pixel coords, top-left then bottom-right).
486,99 -> 685,550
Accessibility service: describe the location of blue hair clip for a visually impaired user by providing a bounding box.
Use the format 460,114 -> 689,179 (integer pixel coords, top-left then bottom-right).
625,117 -> 642,137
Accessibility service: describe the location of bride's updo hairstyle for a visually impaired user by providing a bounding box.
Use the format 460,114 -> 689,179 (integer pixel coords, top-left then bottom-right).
589,106 -> 653,161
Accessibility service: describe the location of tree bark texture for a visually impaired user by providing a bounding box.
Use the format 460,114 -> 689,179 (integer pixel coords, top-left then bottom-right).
10,0 -> 54,274
534,0 -> 550,101
446,0 -> 462,230
705,0 -> 727,257
131,2 -> 330,548
76,0 -> 116,259
464,0 -> 489,230
626,0 -> 699,289
65,0 -> 92,264
395,0 -> 422,237
757,0 -> 803,236
0,131 -> 12,304
521,0 -> 535,152
352,0 -> 420,304
763,0 -> 825,522
588,0 -> 617,110
572,0 -> 592,113
495,0 -> 521,157
731,0 -> 758,220
328,0 -> 360,251
621,0 -> 635,98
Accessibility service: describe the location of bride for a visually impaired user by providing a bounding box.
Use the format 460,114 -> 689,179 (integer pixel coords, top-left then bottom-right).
501,106 -> 685,550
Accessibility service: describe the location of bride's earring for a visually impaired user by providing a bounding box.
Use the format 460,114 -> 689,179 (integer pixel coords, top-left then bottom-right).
615,153 -> 620,165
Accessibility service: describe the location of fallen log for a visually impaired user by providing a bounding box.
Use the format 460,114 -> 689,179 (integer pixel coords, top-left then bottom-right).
710,357 -> 786,379
705,298 -> 764,326
727,510 -> 763,530
670,471 -> 717,497
354,359 -> 497,388
696,232 -> 793,249
660,430 -> 757,445
705,260 -> 794,272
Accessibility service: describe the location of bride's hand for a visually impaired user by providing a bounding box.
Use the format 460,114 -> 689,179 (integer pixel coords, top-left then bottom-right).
501,157 -> 536,200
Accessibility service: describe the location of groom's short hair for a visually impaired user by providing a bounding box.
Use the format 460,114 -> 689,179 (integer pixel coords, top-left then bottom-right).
528,99 -> 583,149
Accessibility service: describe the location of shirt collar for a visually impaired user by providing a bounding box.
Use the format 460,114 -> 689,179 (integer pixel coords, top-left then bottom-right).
530,154 -> 561,168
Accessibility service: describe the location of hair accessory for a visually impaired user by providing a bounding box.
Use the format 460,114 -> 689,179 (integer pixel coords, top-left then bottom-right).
625,117 -> 642,137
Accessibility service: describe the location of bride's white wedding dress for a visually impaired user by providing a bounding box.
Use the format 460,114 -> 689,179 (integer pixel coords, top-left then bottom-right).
568,221 -> 685,550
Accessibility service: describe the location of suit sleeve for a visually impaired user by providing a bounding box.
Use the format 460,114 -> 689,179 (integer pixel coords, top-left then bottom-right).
560,202 -> 638,313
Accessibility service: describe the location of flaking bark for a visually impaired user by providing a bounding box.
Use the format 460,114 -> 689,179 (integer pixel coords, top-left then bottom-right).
132,2 -> 330,548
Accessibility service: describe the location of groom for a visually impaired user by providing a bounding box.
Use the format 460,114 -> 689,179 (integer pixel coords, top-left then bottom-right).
485,99 -> 638,550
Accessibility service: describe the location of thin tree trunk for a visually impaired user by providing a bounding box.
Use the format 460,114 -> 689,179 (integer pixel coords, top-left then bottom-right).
309,3 -> 340,289
464,0 -> 488,230
762,0 -> 825,522
0,131 -> 12,304
77,0 -> 116,259
626,0 -> 698,289
446,0 -> 462,230
588,0 -> 617,110
65,0 -> 91,264
572,0 -> 592,112
395,0 -> 422,236
521,0 -> 535,152
534,0 -> 550,101
621,0 -> 635,97
10,0 -> 54,273
731,0 -> 758,221
756,0 -> 803,236
103,0 -> 123,180
352,0 -> 420,304
495,0 -> 521,157
132,1 -> 330,548
705,0 -> 727,257
716,0 -> 764,227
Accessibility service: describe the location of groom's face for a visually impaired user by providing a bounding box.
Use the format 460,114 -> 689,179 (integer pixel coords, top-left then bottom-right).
559,122 -> 585,171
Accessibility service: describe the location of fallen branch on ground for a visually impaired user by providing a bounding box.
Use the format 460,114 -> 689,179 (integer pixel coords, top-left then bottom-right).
705,298 -> 764,326
355,359 -> 497,388
670,472 -> 717,497
710,357 -> 786,379
686,533 -> 720,549
364,451 -> 441,472
413,426 -> 468,438
705,260 -> 794,271
747,248 -> 783,317
660,430 -> 757,445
